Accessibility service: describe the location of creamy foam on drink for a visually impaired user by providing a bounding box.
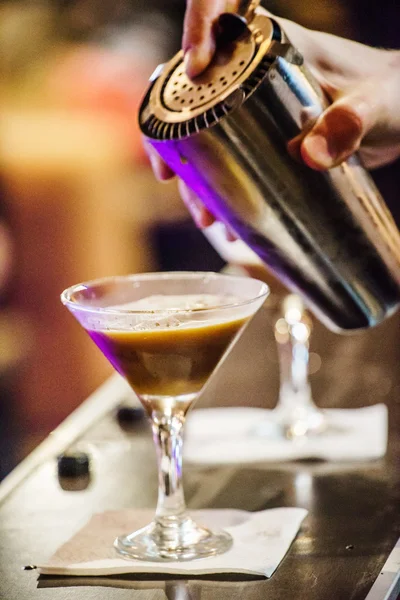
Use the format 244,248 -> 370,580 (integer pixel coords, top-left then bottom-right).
112,293 -> 240,311
110,294 -> 241,331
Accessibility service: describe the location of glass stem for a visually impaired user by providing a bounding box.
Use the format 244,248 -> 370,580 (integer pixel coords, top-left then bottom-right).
278,324 -> 309,398
275,295 -> 313,413
152,414 -> 187,526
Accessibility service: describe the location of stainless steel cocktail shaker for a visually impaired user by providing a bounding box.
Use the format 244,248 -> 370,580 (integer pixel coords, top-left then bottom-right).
139,3 -> 400,332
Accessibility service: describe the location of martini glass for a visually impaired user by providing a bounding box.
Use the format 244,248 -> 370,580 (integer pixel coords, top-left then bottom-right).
204,223 -> 326,439
61,272 -> 268,561
257,292 -> 326,439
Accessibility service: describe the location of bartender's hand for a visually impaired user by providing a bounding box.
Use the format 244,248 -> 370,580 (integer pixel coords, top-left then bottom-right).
146,1 -> 400,228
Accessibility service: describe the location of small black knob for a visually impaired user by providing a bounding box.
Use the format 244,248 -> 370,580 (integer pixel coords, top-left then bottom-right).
116,405 -> 146,431
57,451 -> 90,478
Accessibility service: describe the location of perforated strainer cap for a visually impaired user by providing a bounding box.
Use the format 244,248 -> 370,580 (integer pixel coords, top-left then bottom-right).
139,12 -> 278,141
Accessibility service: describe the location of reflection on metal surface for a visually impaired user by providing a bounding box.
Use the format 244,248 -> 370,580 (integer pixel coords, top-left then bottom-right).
166,581 -> 200,600
295,534 -> 315,555
294,472 -> 313,509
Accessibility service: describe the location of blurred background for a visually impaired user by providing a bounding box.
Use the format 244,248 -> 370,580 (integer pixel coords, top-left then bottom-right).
0,0 -> 399,479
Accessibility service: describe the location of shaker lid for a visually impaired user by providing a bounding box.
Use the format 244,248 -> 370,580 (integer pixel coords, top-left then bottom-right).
139,9 -> 280,141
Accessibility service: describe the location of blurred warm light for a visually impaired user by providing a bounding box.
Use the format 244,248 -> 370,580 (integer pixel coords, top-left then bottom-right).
292,322 -> 310,343
0,110 -> 131,177
0,310 -> 33,372
0,0 -> 188,453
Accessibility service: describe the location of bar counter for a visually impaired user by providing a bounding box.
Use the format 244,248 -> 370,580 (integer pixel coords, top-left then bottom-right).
1,306 -> 399,599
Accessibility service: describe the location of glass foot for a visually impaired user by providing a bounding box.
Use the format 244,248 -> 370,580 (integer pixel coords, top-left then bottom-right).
254,394 -> 327,440
275,405 -> 326,440
115,516 -> 233,562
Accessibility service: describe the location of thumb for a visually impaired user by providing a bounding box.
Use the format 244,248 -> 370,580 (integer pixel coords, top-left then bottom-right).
300,91 -> 376,170
182,0 -> 239,78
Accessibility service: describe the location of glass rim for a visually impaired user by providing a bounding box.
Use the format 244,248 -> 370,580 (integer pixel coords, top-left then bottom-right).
60,271 -> 270,316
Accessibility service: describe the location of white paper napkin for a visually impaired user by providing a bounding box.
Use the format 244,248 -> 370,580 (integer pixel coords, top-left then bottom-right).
184,404 -> 388,466
38,508 -> 307,577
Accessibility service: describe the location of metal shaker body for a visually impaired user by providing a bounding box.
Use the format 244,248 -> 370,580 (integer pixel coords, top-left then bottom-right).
139,11 -> 400,332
